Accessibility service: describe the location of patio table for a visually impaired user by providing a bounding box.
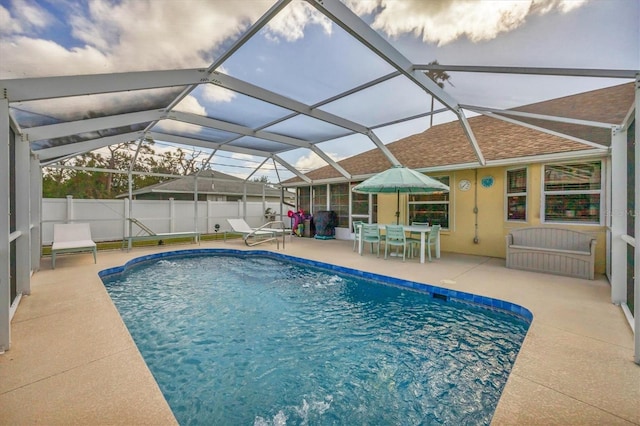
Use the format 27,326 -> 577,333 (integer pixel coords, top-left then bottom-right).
357,224 -> 440,263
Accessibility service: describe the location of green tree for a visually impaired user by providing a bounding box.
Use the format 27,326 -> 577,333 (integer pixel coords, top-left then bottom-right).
42,140 -> 207,199
424,60 -> 453,127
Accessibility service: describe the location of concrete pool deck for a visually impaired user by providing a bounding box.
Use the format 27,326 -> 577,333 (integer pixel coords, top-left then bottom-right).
1,238 -> 638,425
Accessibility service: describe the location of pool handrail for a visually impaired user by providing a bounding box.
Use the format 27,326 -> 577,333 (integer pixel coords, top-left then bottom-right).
244,220 -> 289,249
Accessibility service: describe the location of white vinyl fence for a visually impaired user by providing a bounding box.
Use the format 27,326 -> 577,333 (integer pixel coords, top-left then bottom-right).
41,196 -> 288,245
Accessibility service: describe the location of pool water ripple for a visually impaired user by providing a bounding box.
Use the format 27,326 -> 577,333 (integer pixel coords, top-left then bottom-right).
103,254 -> 528,425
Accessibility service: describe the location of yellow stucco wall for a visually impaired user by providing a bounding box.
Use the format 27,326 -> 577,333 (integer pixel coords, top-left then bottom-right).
375,163 -> 607,274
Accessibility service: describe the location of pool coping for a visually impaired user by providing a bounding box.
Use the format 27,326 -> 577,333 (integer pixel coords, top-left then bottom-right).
99,248 -> 533,324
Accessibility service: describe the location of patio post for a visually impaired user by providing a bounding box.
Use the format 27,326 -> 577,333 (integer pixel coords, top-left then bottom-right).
15,130 -> 31,297
610,126 -> 626,304
0,98 -> 10,351
634,76 -> 639,365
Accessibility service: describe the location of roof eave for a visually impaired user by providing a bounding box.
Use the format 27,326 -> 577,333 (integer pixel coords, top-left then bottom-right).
281,148 -> 609,187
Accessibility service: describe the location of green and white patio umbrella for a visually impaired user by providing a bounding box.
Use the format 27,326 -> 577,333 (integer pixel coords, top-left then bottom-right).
352,165 -> 450,224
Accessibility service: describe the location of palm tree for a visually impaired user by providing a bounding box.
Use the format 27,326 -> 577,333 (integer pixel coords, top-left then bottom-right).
424,60 -> 453,127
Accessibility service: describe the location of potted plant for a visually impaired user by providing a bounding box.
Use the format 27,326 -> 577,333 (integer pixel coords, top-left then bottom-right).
264,207 -> 276,222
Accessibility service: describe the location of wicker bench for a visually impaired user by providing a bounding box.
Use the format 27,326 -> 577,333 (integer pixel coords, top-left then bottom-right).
506,227 -> 596,280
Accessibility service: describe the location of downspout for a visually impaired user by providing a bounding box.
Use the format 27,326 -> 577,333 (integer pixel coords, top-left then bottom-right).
473,169 -> 479,244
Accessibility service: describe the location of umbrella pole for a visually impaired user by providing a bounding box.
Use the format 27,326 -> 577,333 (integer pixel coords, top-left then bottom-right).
396,190 -> 400,225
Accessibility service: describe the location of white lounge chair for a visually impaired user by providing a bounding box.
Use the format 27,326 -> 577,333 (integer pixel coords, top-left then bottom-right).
51,223 -> 97,269
225,218 -> 291,243
124,218 -> 200,251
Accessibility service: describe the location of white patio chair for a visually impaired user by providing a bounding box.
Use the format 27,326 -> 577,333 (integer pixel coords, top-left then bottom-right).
51,223 -> 97,269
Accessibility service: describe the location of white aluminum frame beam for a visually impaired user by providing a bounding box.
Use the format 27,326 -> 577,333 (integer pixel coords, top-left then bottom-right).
207,72 -> 370,134
242,71 -> 401,136
413,64 -> 639,79
462,104 -> 619,129
161,0 -> 292,114
4,65 -> 424,170
148,131 -> 276,158
0,69 -> 208,102
306,0 -> 485,165
25,110 -> 165,141
272,154 -> 312,183
306,0 -> 458,110
468,109 -> 611,150
170,111 -> 351,178
243,157 -> 270,182
36,131 -> 143,161
169,111 -> 310,149
206,72 -> 401,166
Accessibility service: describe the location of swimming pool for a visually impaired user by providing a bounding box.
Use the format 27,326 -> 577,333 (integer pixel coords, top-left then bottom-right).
100,249 -> 531,425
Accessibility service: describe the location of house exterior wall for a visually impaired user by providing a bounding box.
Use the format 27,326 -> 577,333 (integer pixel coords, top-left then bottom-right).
451,163 -> 605,274
365,161 -> 607,274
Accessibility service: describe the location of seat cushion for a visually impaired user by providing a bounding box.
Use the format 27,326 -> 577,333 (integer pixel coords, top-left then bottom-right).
52,240 -> 96,250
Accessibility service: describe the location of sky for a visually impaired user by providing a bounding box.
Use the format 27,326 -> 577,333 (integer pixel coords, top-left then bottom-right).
1,0 -> 638,182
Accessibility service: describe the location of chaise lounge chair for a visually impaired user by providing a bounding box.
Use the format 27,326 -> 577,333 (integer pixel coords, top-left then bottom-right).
124,218 -> 200,251
51,223 -> 97,269
226,218 -> 290,246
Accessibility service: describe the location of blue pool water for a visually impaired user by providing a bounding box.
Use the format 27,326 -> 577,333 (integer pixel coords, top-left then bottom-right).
101,250 -> 530,425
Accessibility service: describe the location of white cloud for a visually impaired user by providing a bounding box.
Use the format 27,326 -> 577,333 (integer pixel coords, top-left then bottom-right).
9,0 -> 53,32
0,0 -> 274,78
230,153 -> 256,162
174,95 -> 207,116
154,117 -> 200,135
349,0 -> 588,46
0,0 -> 338,79
1,36 -> 111,78
0,0 -> 590,79
201,84 -> 236,104
265,0 -> 332,42
295,151 -> 342,172
0,5 -> 23,34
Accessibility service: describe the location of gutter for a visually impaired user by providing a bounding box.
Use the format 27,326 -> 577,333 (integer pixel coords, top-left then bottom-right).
281,149 -> 609,187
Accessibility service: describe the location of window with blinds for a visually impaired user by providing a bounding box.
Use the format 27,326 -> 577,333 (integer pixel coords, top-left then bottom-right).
408,176 -> 450,228
543,161 -> 602,223
312,184 -> 327,215
297,187 -> 311,214
506,168 -> 527,222
329,183 -> 349,227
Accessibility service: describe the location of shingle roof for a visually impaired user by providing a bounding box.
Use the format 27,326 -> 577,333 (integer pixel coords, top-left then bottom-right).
122,170 -> 286,198
506,82 -> 634,144
514,82 -> 633,123
285,82 -> 633,184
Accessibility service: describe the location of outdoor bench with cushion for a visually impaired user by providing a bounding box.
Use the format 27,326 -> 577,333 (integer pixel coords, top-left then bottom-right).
506,227 -> 596,280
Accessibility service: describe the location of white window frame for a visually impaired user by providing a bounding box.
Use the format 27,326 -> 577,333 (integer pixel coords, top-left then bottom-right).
541,160 -> 604,225
505,167 -> 528,223
407,175 -> 450,229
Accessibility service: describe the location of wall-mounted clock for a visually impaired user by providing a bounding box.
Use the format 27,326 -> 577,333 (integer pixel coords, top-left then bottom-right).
481,175 -> 495,188
458,179 -> 471,191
